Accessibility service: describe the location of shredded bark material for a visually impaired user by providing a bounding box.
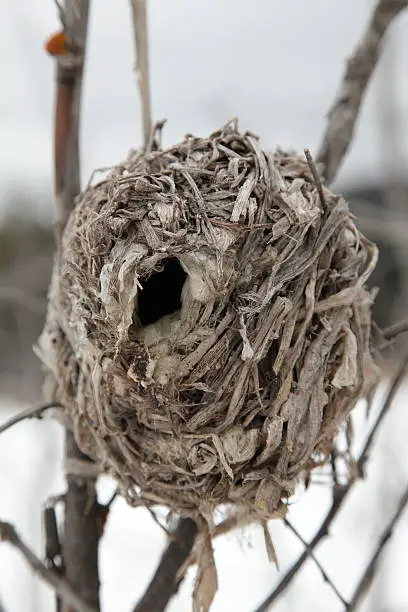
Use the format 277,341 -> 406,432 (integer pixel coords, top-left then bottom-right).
36,120 -> 378,606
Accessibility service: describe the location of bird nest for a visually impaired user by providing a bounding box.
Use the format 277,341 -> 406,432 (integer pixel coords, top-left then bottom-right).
37,120 -> 378,524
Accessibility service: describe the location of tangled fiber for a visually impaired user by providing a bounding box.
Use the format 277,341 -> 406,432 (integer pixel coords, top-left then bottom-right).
37,119 -> 378,534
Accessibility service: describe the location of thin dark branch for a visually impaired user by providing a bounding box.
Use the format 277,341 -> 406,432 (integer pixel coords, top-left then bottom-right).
133,518 -> 198,612
146,507 -> 172,537
0,521 -> 96,612
317,0 -> 408,184
357,349 -> 408,477
382,319 -> 408,341
347,484 -> 408,611
0,403 -> 62,435
283,519 -> 349,608
253,350 -> 408,612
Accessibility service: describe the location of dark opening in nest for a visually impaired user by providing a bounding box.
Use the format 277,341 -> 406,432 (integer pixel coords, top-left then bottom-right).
138,258 -> 187,326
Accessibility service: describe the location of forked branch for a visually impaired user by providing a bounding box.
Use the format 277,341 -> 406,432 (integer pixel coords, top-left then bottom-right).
0,521 -> 96,612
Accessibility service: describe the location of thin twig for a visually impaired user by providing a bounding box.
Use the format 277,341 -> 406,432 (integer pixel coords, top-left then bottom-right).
146,507 -> 172,537
357,350 -> 408,476
382,319 -> 408,341
304,148 -> 327,210
0,521 -> 96,612
133,518 -> 198,612
346,484 -> 408,611
317,0 -> 408,184
253,350 -> 408,612
283,519 -> 349,608
0,403 -> 62,435
129,0 -> 152,148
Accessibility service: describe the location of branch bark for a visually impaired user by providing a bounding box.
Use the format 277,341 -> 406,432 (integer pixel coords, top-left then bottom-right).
63,434 -> 100,612
317,0 -> 408,184
133,518 -> 198,612
49,2 -> 100,611
53,2 -> 89,241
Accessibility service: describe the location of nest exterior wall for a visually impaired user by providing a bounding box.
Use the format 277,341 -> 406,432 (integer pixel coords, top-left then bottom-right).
37,121 -> 378,520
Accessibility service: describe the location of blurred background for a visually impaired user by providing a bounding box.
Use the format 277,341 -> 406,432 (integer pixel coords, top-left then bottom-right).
1,1 -> 408,611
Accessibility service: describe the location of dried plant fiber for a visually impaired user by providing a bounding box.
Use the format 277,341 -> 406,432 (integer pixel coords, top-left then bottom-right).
37,119 -> 378,528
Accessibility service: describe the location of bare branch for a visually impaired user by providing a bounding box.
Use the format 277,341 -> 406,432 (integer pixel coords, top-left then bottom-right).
0,403 -> 62,436
52,0 -> 89,241
283,519 -> 349,608
317,0 -> 408,184
47,2 -> 101,611
62,432 -> 100,612
0,521 -> 96,612
129,0 -> 152,148
133,518 -> 198,612
253,349 -> 408,612
347,484 -> 408,611
382,319 -> 408,341
357,349 -> 408,477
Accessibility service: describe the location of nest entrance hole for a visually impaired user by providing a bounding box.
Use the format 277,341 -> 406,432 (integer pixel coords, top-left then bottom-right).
137,258 -> 187,326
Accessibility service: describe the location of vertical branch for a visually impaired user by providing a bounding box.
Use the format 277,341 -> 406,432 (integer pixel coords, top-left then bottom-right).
52,2 -> 89,240
129,0 -> 152,148
133,518 -> 198,612
62,435 -> 100,612
48,2 -> 100,611
317,0 -> 408,184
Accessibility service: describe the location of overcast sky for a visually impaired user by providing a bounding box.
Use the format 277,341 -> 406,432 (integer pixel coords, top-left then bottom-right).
1,0 -> 408,218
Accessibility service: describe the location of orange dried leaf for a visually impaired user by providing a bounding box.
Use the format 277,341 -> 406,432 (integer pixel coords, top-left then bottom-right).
45,31 -> 69,56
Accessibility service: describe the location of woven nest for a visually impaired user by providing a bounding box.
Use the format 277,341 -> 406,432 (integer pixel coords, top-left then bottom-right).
38,120 -> 378,522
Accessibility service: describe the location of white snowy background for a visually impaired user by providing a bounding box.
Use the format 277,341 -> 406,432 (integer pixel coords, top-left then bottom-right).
1,1 -> 408,611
